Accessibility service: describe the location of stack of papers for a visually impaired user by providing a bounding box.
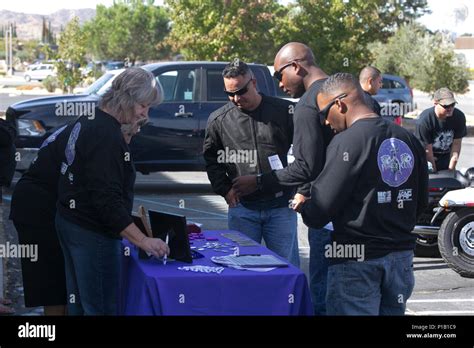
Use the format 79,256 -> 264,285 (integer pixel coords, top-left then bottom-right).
211,254 -> 288,268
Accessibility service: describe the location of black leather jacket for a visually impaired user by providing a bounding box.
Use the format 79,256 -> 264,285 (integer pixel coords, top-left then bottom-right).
204,94 -> 295,206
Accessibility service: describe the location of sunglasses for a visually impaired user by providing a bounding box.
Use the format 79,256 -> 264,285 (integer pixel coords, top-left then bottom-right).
224,78 -> 253,97
318,93 -> 348,125
273,59 -> 303,82
439,102 -> 456,109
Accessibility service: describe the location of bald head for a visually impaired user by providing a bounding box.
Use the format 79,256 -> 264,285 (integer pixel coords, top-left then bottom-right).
275,42 -> 316,67
359,66 -> 382,95
359,66 -> 381,84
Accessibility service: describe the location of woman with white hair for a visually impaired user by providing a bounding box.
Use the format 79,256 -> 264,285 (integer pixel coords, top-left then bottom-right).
55,67 -> 168,315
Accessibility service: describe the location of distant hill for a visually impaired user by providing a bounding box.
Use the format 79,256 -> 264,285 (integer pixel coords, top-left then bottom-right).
0,9 -> 96,40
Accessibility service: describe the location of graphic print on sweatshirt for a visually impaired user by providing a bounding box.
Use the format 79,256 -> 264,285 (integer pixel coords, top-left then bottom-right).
65,123 -> 81,166
40,125 -> 68,149
377,138 -> 414,187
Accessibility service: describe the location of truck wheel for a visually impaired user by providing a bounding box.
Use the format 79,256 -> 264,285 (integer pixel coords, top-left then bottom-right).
438,208 -> 474,278
415,235 -> 441,257
24,75 -> 31,82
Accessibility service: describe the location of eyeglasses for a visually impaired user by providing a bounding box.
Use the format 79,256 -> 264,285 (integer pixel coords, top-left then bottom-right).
273,59 -> 302,82
439,102 -> 456,109
224,78 -> 253,97
318,93 -> 348,125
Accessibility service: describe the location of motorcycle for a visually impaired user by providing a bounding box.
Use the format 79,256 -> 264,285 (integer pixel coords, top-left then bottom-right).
413,168 -> 474,278
414,168 -> 473,257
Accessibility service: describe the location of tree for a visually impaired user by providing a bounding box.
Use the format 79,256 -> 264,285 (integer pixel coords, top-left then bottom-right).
56,17 -> 87,93
371,23 -> 470,94
83,0 -> 170,64
164,0 -> 286,63
273,0 -> 430,74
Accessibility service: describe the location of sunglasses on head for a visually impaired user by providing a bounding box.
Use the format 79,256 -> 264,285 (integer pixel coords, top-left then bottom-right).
439,102 -> 456,109
273,59 -> 303,82
318,93 -> 348,125
224,78 -> 253,97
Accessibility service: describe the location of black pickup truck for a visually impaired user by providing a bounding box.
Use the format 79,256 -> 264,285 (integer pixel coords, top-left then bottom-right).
6,61 -> 283,174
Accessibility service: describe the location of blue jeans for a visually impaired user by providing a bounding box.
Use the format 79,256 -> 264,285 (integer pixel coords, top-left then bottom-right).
55,213 -> 122,315
308,227 -> 332,315
228,204 -> 299,267
326,250 -> 415,315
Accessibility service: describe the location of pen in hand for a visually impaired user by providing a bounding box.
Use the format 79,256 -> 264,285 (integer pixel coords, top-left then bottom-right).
163,233 -> 169,265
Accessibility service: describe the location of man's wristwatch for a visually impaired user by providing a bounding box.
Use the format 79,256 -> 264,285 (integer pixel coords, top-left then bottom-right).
256,174 -> 263,191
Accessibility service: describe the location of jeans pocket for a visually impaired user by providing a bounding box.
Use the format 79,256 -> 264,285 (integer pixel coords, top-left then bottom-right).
342,262 -> 380,299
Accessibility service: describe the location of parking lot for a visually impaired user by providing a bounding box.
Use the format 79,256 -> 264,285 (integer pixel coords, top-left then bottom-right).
3,164 -> 473,316
0,85 -> 473,316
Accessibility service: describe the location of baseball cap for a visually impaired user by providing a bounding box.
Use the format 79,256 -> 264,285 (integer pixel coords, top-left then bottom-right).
433,87 -> 457,105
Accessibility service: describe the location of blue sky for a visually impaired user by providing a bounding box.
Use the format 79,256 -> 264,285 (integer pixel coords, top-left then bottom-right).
2,0 -> 473,35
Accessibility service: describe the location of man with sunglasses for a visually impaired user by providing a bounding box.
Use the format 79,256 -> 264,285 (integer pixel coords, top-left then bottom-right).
232,42 -> 334,315
297,73 -> 428,315
203,59 -> 299,267
415,87 -> 467,172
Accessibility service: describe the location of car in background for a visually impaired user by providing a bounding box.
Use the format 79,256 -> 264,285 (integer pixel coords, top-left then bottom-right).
7,62 -> 284,173
373,74 -> 414,126
104,61 -> 125,71
24,63 -> 56,82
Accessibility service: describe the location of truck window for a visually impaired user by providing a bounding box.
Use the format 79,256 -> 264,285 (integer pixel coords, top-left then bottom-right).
207,70 -> 228,101
157,69 -> 197,102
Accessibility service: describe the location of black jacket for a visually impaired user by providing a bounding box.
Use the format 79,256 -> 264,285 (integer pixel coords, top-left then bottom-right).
203,94 -> 295,208
0,118 -> 17,187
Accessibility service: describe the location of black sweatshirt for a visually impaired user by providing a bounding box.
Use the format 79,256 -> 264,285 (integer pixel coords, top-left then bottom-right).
10,124 -> 70,225
261,79 -> 333,197
57,108 -> 136,238
302,117 -> 429,260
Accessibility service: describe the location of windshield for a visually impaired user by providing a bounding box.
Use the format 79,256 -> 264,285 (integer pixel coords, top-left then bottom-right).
83,72 -> 119,96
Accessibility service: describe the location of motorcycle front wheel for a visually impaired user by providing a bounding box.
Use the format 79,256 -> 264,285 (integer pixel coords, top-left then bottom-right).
438,208 -> 474,278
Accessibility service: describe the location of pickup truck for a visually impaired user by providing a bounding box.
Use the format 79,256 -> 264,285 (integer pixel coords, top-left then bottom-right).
6,61 -> 283,174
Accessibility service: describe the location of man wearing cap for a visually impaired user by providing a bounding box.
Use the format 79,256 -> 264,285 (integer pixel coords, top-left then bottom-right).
415,88 -> 467,172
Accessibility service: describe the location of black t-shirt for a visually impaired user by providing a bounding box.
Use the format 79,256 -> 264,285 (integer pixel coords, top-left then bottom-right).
302,117 -> 429,261
57,108 -> 136,238
415,107 -> 467,170
10,125 -> 71,225
262,79 -> 334,197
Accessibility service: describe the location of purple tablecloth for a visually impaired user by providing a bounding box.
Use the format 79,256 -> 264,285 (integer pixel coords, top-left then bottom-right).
119,230 -> 313,315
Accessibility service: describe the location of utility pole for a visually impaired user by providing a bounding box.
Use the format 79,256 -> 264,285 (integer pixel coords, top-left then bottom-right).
4,24 -> 13,76
9,23 -> 13,76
